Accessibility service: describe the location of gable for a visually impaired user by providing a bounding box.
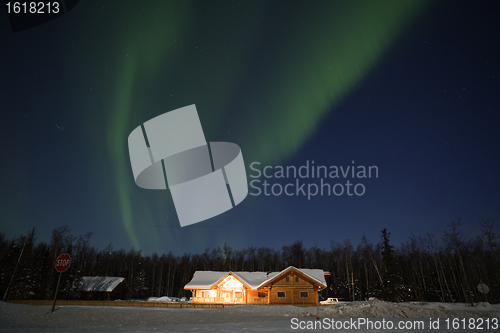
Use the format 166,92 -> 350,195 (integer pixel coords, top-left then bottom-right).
258,267 -> 327,289
297,268 -> 328,286
218,275 -> 244,290
272,271 -> 313,286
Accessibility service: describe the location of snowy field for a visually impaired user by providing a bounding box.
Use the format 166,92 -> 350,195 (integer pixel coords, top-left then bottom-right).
1,300 -> 499,332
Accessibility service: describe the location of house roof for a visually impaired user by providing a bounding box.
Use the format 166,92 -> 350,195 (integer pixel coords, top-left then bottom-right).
256,267 -> 327,288
183,271 -> 228,289
80,276 -> 128,292
184,266 -> 327,290
232,271 -> 279,289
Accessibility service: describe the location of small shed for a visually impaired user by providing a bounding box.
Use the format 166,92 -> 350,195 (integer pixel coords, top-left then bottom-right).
80,276 -> 130,300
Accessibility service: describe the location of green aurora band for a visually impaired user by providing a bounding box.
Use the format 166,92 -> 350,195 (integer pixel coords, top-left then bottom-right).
105,2 -> 192,250
100,1 -> 428,251
239,1 -> 430,164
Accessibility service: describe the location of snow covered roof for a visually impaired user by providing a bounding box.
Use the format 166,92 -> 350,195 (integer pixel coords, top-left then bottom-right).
183,271 -> 228,289
253,267 -> 327,289
80,276 -> 128,292
290,268 -> 327,287
232,271 -> 279,289
184,266 -> 327,290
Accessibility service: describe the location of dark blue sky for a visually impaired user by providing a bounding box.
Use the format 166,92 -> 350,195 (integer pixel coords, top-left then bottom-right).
0,1 -> 499,255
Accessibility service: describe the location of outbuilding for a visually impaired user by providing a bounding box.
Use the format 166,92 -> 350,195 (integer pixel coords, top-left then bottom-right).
80,276 -> 130,300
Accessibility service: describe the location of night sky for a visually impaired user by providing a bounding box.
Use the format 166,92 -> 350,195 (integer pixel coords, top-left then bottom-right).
1,1 -> 499,255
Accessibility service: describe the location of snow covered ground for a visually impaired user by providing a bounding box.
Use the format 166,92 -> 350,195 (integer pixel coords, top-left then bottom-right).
1,300 -> 499,332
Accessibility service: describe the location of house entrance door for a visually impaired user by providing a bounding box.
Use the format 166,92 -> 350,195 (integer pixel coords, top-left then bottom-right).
234,291 -> 243,304
222,291 -> 232,303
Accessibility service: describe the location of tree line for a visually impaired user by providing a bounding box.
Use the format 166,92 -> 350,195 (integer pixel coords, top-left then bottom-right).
1,218 -> 498,304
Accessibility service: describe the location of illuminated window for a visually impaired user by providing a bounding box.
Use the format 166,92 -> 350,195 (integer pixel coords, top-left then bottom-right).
300,292 -> 308,298
278,292 -> 285,297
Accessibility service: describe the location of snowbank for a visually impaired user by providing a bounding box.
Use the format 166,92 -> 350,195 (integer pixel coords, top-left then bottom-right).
319,300 -> 500,319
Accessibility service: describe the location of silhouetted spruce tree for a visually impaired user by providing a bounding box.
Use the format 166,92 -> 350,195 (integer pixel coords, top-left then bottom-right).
132,269 -> 149,299
380,228 -> 403,302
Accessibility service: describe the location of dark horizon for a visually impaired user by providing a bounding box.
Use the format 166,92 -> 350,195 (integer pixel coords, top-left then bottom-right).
2,216 -> 495,257
2,218 -> 498,304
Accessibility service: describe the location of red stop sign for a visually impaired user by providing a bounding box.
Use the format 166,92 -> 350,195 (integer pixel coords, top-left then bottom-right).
55,253 -> 71,273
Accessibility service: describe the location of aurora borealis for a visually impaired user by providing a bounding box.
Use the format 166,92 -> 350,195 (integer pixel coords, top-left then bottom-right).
1,1 -> 499,255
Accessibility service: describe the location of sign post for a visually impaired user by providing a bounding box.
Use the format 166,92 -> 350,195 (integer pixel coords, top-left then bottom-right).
317,289 -> 320,320
51,253 -> 71,313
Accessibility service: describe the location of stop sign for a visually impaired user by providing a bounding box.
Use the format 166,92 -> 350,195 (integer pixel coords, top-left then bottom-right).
55,253 -> 71,273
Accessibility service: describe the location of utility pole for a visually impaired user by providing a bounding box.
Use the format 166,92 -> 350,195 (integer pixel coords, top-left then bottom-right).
3,230 -> 31,301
